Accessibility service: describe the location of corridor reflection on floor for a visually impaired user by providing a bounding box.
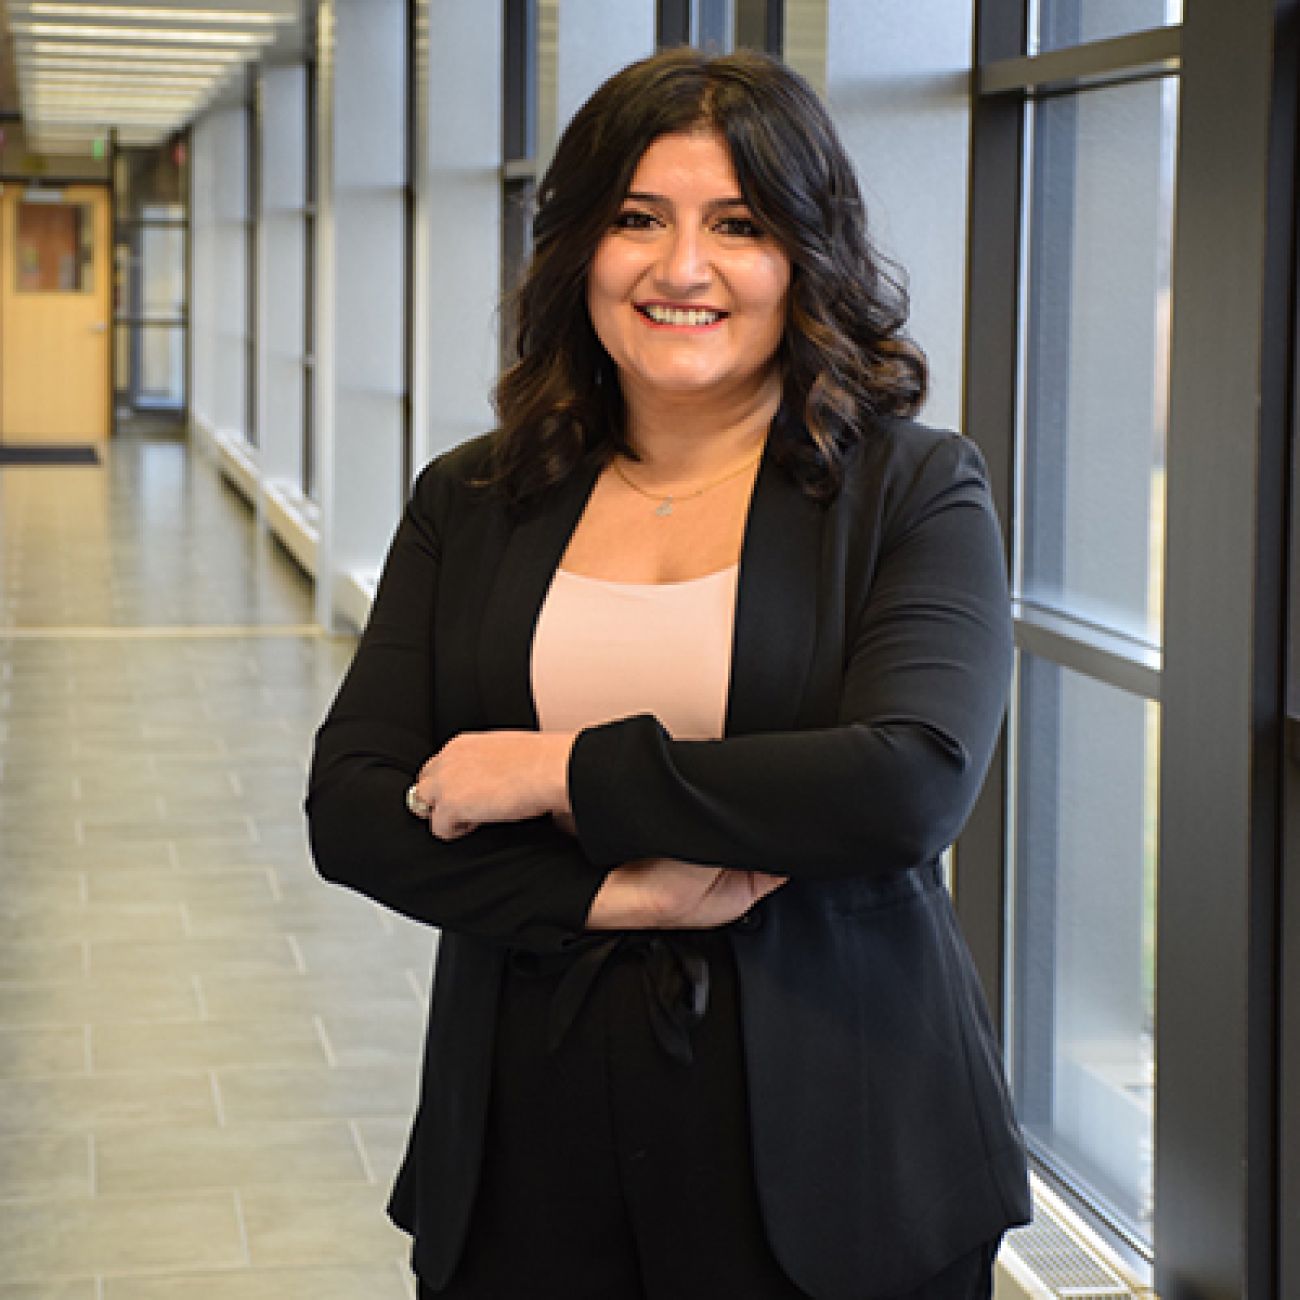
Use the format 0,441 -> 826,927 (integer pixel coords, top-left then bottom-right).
0,433 -> 431,1297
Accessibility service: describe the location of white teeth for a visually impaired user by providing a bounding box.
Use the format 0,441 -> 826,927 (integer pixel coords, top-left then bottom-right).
641,305 -> 722,326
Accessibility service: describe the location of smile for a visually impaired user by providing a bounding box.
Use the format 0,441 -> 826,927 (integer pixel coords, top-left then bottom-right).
636,304 -> 727,327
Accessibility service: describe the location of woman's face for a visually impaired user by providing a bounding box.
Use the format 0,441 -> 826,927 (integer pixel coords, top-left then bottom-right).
586,129 -> 791,410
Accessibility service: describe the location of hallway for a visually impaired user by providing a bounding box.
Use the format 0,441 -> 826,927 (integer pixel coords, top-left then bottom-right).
0,435 -> 431,1296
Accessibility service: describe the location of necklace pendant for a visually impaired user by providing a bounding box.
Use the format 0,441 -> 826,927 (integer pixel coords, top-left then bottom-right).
655,498 -> 674,517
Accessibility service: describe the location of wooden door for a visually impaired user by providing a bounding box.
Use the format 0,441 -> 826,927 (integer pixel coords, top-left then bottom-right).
0,183 -> 112,442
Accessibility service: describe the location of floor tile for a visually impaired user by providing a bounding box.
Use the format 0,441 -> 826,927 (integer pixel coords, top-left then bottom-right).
92,1017 -> 326,1074
217,1064 -> 419,1124
101,1263 -> 412,1299
0,1027 -> 88,1078
200,971 -> 420,1021
86,869 -> 275,908
0,1133 -> 93,1198
0,941 -> 86,984
94,1119 -> 367,1194
316,1009 -> 426,1069
0,904 -> 186,945
0,1071 -> 217,1134
184,897 -> 386,941
240,1183 -> 411,1268
0,975 -> 200,1027
88,936 -> 298,979
0,1282 -> 97,1299
0,1191 -> 246,1280
352,1118 -> 412,1186
295,932 -> 437,978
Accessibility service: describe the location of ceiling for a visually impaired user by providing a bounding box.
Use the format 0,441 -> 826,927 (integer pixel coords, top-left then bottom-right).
0,0 -> 310,156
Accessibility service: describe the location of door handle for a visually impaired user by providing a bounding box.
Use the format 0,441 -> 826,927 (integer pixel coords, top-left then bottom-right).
88,322 -> 107,334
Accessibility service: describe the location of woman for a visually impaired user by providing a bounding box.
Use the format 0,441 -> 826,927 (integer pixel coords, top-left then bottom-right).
307,47 -> 1031,1300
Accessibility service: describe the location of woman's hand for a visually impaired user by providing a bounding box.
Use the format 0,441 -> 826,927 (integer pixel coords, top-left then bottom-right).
410,731 -> 576,839
586,858 -> 787,930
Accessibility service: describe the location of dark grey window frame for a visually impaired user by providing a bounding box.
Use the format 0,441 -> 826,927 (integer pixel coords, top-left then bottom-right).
403,0 -> 421,491
304,47 -> 318,501
962,2 -> 1299,1296
501,0 -> 539,367
247,73 -> 260,448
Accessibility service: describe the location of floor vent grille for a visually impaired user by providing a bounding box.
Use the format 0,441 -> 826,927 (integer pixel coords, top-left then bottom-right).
1000,1203 -> 1143,1299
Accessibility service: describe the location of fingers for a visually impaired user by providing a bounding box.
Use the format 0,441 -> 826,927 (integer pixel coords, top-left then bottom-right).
427,808 -> 477,840
404,778 -> 476,839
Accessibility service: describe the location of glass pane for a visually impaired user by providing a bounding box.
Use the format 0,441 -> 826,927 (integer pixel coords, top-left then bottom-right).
1011,653 -> 1158,1244
1019,78 -> 1177,645
1033,0 -> 1182,54
16,200 -> 92,293
140,217 -> 186,319
114,220 -> 185,325
116,323 -> 185,412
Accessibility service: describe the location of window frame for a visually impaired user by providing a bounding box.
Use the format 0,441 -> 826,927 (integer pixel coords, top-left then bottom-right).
963,2 -> 1297,1295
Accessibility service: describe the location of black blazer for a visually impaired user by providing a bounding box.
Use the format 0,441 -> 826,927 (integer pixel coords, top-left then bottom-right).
306,415 -> 1032,1299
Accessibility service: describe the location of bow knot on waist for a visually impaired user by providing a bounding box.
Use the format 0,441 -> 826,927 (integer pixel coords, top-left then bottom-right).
513,934 -> 710,1066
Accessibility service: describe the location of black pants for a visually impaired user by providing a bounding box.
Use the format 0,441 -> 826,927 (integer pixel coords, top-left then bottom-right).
419,932 -> 997,1300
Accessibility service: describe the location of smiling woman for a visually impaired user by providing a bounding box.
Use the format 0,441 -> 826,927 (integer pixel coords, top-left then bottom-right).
586,130 -> 791,417
307,46 -> 1030,1300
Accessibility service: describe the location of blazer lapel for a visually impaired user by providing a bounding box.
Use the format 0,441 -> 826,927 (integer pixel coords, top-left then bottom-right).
725,447 -> 823,737
476,461 -> 601,729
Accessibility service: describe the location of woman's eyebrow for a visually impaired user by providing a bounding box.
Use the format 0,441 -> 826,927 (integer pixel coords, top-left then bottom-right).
623,190 -> 749,209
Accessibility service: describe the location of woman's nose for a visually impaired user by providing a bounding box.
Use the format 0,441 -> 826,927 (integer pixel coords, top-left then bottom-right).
655,226 -> 710,291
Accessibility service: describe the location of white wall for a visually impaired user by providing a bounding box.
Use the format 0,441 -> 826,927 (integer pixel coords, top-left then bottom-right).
419,1 -> 505,466
258,64 -> 308,490
314,0 -> 408,628
825,0 -> 975,432
190,107 -> 249,445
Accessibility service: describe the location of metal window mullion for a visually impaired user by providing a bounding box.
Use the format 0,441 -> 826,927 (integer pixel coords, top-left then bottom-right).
980,26 -> 1180,98
954,0 -> 1029,1036
1013,611 -> 1162,703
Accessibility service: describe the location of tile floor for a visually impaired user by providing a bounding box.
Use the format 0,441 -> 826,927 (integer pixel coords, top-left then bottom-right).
0,433 -> 433,1296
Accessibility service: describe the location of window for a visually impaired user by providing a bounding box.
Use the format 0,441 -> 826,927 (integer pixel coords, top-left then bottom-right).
966,2 -> 1181,1272
16,198 -> 93,293
112,142 -> 189,426
1032,0 -> 1182,55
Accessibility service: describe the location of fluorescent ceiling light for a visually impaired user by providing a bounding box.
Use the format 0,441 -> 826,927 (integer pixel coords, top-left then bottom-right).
13,22 -> 271,44
31,70 -> 217,84
34,106 -> 190,118
22,4 -> 286,22
27,39 -> 244,58
28,53 -> 239,71
32,88 -> 201,102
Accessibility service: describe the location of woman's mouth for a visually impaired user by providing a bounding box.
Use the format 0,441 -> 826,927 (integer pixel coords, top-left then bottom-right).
635,304 -> 727,328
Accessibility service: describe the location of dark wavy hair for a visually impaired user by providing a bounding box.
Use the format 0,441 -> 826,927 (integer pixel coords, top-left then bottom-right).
490,47 -> 927,504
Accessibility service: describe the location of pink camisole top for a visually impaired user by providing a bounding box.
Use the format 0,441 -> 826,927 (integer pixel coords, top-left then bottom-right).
530,565 -> 739,741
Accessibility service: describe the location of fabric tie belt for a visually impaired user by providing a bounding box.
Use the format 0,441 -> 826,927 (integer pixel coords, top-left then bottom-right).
513,934 -> 711,1066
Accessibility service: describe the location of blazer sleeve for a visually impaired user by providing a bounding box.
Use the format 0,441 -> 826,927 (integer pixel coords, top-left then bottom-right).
305,456 -> 606,953
568,433 -> 1013,879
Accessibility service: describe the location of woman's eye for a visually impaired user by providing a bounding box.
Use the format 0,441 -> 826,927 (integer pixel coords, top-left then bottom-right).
613,210 -> 658,231
715,215 -> 762,237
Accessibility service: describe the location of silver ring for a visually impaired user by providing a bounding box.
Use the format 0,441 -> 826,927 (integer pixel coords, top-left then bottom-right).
406,784 -> 432,818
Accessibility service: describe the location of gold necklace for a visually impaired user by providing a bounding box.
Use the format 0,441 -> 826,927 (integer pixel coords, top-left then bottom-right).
611,448 -> 764,517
